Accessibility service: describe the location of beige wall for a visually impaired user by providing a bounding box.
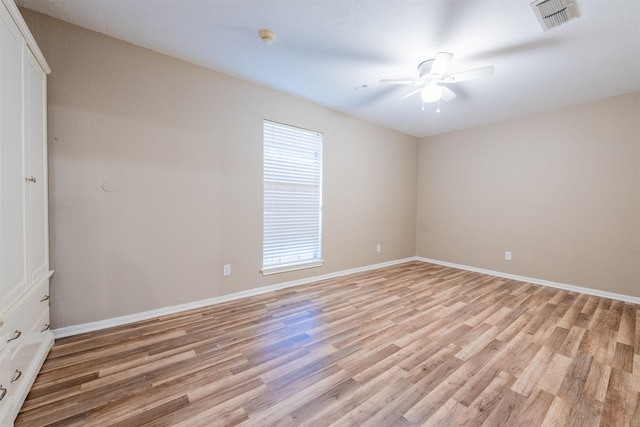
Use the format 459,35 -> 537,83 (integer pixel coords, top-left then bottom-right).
417,92 -> 640,297
22,10 -> 418,328
20,9 -> 640,329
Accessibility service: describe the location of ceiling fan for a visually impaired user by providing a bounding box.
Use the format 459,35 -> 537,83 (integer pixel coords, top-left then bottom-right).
380,52 -> 495,105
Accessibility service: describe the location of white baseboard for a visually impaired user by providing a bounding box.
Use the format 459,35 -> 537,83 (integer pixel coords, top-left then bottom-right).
416,257 -> 640,304
53,256 -> 639,339
52,257 -> 417,339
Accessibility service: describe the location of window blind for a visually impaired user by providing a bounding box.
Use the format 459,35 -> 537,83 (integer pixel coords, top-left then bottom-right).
262,120 -> 323,274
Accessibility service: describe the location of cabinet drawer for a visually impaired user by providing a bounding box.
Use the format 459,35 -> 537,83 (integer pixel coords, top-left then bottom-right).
0,348 -> 13,423
3,320 -> 52,425
9,333 -> 42,397
0,279 -> 50,355
0,349 -> 10,406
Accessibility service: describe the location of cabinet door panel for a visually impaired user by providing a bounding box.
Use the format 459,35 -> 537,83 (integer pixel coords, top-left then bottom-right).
25,52 -> 48,284
0,14 -> 27,312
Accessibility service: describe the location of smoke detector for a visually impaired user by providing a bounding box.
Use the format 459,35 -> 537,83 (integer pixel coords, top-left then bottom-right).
259,29 -> 276,44
530,0 -> 579,31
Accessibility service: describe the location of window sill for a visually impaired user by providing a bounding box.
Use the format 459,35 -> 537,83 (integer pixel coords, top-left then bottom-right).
261,260 -> 324,276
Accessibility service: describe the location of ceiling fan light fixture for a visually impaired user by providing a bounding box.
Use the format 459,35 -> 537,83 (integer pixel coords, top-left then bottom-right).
421,85 -> 442,103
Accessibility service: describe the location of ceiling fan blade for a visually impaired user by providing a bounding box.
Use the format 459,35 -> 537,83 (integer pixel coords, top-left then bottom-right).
379,79 -> 423,85
440,86 -> 456,102
431,52 -> 454,76
399,87 -> 424,100
442,66 -> 495,83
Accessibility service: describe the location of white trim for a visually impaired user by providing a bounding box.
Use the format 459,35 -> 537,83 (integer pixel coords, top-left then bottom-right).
2,0 -> 51,74
54,256 -> 639,339
261,260 -> 324,276
52,257 -> 416,339
416,257 -> 640,304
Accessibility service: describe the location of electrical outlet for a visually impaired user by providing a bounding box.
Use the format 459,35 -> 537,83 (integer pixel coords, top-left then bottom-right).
223,264 -> 231,276
376,243 -> 381,253
505,251 -> 512,261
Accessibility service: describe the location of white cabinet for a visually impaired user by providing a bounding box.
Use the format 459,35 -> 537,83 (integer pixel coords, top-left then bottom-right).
0,0 -> 52,425
26,49 -> 49,288
0,0 -> 26,316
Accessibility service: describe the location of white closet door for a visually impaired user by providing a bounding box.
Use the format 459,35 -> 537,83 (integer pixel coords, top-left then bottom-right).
0,10 -> 27,312
25,50 -> 48,285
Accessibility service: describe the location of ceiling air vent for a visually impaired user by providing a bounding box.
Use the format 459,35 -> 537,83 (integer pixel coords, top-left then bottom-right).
530,0 -> 579,31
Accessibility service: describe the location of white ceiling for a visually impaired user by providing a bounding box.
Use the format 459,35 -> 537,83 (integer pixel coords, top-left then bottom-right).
16,0 -> 640,138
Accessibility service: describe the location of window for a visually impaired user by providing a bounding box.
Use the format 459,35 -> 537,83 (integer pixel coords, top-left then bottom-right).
262,120 -> 323,274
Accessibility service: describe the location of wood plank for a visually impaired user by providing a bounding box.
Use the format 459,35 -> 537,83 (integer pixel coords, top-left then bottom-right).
536,352 -> 573,396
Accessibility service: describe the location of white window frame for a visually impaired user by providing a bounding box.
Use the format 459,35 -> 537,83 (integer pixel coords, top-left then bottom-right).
262,120 -> 323,275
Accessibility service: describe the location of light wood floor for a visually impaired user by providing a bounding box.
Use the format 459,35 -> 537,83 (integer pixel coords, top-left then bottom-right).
16,261 -> 640,426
